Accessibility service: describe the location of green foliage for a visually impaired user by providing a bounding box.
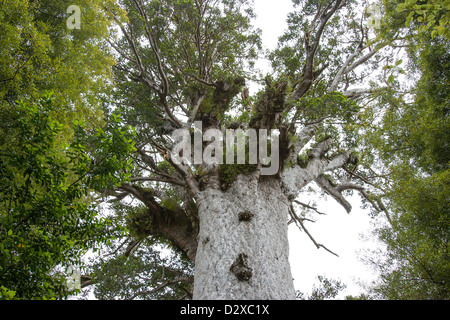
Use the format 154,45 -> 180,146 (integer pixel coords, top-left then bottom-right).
112,0 -> 262,138
3,0 -> 442,301
0,0 -> 116,132
126,206 -> 154,240
296,275 -> 347,300
297,153 -> 309,169
363,5 -> 450,299
85,238 -> 194,300
0,0 -> 126,300
295,91 -> 360,124
374,168 -> 450,299
218,131 -> 258,189
219,163 -> 257,189
0,286 -> 17,300
395,0 -> 450,39
309,275 -> 347,300
69,112 -> 137,192
270,0 -> 364,80
0,94 -> 134,299
345,293 -> 370,300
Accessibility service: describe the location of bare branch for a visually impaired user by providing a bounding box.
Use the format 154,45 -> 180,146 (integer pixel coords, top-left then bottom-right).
324,150 -> 354,172
346,48 -> 379,73
289,205 -> 339,257
187,95 -> 206,126
294,200 -> 327,215
80,275 -> 94,289
329,46 -> 364,91
124,239 -> 142,257
149,138 -> 200,198
103,237 -> 132,257
337,179 -> 392,223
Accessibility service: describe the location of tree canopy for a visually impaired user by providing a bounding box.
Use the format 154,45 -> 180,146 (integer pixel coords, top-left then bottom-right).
360,0 -> 449,299
0,0 -> 134,299
0,0 -> 116,130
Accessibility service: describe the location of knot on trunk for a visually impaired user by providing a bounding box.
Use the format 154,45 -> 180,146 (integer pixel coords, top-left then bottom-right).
230,253 -> 253,282
238,210 -> 255,222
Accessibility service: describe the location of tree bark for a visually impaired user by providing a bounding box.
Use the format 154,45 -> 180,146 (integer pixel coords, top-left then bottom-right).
193,174 -> 296,300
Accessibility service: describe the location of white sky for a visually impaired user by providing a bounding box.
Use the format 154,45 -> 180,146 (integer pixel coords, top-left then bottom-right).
252,0 -> 385,298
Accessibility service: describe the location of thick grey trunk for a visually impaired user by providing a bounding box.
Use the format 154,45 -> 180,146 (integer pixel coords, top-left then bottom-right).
193,174 -> 296,300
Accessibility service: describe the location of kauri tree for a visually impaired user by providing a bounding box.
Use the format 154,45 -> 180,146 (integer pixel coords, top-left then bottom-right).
95,0 -> 403,299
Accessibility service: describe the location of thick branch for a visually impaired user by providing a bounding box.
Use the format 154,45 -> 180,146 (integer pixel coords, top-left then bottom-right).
329,46 -> 364,91
346,48 -> 379,73
324,150 -> 354,172
119,183 -> 198,261
335,179 -> 392,225
287,124 -> 319,165
315,175 -> 352,213
291,0 -> 343,101
149,138 -> 200,199
281,139 -> 353,200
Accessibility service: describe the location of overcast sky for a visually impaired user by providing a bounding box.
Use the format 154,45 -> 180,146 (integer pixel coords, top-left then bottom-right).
252,0 -> 385,298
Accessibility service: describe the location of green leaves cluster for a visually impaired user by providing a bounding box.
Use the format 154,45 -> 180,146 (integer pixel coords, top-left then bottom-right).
0,93 -> 135,299
296,275 -> 347,300
112,0 -> 262,138
85,238 -> 194,300
70,113 -> 137,192
363,1 -> 450,299
295,92 -> 360,123
396,0 -> 450,39
0,0 -> 116,132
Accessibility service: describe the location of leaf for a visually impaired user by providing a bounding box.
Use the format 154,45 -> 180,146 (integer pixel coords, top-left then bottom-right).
396,3 -> 406,12
387,74 -> 395,84
405,11 -> 416,27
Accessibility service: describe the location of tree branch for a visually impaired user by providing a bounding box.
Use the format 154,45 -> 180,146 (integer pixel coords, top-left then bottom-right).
294,200 -> 327,215
126,276 -> 193,300
315,174 -> 352,213
287,124 -> 319,165
291,0 -> 343,101
129,176 -> 186,187
289,205 -> 339,256
281,138 -> 354,200
149,138 -> 200,199
335,179 -> 391,224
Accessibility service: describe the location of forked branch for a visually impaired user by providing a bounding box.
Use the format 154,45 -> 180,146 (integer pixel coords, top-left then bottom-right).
289,205 -> 339,257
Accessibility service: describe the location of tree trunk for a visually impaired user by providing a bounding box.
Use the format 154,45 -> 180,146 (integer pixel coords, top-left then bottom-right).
193,174 -> 296,300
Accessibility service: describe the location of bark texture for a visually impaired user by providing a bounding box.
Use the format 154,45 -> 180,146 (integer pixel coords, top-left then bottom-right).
193,174 -> 296,300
